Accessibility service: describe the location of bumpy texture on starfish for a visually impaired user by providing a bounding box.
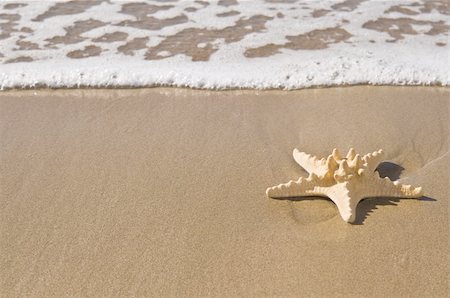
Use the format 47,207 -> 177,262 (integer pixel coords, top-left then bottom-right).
266,148 -> 424,223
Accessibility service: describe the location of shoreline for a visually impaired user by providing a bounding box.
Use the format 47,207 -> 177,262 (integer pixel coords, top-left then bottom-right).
1,82 -> 449,92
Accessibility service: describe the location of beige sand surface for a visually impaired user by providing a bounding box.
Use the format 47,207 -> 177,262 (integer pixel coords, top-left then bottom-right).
1,86 -> 449,296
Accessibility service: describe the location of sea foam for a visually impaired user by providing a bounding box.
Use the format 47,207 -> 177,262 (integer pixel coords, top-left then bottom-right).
0,0 -> 449,89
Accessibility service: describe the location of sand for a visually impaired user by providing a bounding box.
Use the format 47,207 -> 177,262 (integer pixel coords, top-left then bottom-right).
1,86 -> 449,296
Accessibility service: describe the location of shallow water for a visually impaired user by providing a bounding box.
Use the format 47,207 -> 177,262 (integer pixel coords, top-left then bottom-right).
0,0 -> 449,89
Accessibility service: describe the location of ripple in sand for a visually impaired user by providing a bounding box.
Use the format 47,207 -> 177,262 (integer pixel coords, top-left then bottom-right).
289,199 -> 337,224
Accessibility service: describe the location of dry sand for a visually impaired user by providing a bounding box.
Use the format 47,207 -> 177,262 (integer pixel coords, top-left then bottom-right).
1,86 -> 449,296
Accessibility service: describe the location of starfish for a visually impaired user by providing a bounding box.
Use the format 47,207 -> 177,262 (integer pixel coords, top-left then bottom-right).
266,148 -> 424,223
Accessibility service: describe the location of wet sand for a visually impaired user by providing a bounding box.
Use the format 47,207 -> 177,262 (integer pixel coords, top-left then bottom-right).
1,86 -> 449,296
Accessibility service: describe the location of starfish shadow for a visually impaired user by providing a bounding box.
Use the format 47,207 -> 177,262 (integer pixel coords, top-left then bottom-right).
376,161 -> 404,181
273,195 -> 436,225
352,196 -> 436,225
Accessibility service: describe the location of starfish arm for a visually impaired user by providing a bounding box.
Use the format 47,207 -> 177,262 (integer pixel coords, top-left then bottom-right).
324,183 -> 361,223
293,149 -> 326,175
266,176 -> 326,198
362,149 -> 384,172
364,173 -> 424,198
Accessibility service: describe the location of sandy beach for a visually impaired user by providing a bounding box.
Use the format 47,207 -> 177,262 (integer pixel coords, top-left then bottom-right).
1,86 -> 448,296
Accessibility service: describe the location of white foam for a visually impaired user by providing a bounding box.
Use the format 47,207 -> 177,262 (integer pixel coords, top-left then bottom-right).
0,0 -> 449,90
